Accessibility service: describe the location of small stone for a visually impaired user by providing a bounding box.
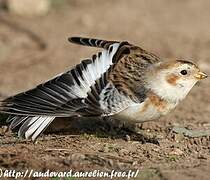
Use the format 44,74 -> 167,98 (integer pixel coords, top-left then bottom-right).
71,153 -> 86,161
118,148 -> 129,156
99,145 -> 109,153
1,126 -> 8,133
125,134 -> 131,141
174,133 -> 184,143
152,147 -> 160,152
169,148 -> 184,156
0,126 -> 11,136
197,154 -> 208,160
132,161 -> 138,166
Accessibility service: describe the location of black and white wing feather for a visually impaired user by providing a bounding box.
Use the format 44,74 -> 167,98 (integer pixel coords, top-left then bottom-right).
0,38 -> 121,117
0,37 -> 136,140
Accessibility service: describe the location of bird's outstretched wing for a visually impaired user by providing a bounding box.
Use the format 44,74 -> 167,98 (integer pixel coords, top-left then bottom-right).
0,37 -> 137,139
0,37 -> 161,140
0,37 -> 123,116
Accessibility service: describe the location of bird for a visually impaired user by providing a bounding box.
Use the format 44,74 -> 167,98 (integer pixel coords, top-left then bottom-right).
0,37 -> 208,141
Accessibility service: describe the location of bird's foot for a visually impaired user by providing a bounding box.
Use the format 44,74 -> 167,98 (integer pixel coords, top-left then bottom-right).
121,123 -> 160,145
102,117 -> 159,145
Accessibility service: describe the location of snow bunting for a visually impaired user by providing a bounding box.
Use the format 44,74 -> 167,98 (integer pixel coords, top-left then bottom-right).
0,37 -> 207,140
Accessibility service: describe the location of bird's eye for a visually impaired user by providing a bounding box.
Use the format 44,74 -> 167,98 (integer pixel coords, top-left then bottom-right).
180,70 -> 188,75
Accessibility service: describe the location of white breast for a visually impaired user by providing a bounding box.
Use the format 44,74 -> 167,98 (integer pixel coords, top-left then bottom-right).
112,98 -> 177,123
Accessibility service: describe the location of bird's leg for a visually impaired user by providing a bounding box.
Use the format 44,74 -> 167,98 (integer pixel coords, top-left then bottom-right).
102,117 -> 159,145
101,116 -> 125,135
121,122 -> 160,145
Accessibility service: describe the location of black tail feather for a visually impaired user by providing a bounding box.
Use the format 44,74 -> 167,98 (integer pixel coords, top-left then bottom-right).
68,36 -> 119,49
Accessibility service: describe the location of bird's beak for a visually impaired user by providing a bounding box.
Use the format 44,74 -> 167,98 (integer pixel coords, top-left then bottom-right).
194,71 -> 208,80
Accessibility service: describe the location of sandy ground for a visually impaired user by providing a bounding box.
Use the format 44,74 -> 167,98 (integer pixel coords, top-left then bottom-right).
0,0 -> 210,179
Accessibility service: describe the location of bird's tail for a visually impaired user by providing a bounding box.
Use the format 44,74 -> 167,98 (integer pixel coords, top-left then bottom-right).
68,36 -> 119,49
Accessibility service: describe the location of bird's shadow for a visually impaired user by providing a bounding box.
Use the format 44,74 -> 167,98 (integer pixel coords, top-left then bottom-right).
0,114 -> 159,145
46,117 -> 160,145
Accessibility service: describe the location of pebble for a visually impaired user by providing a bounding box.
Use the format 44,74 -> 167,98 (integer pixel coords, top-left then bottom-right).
169,148 -> 184,156
174,133 -> 185,143
125,134 -> 131,141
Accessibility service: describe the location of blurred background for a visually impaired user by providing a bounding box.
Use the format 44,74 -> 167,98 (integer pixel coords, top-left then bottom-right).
0,0 -> 209,96
0,0 -> 210,129
0,0 -> 209,125
0,1 -> 209,178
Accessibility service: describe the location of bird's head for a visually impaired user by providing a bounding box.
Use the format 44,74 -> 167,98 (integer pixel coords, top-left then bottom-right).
146,60 -> 208,103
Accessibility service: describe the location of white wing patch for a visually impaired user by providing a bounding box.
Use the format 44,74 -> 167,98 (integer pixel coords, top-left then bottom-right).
74,43 -> 120,98
4,43 -> 121,140
17,116 -> 55,140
